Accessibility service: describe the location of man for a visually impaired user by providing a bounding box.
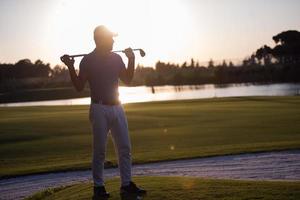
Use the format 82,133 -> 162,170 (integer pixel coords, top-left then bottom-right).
60,25 -> 147,199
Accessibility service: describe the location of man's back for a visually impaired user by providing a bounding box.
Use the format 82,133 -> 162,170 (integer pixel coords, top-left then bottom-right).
60,25 -> 146,197
80,50 -> 126,103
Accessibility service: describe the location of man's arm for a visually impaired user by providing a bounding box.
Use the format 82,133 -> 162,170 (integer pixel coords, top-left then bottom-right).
119,48 -> 135,85
60,55 -> 88,92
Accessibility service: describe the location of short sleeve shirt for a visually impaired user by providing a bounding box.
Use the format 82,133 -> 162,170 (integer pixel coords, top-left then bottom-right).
79,49 -> 126,103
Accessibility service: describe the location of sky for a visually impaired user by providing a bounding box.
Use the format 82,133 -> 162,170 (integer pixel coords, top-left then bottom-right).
0,0 -> 299,68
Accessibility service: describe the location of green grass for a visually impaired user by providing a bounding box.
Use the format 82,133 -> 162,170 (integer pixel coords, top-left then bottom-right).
25,176 -> 300,200
1,96 -> 300,178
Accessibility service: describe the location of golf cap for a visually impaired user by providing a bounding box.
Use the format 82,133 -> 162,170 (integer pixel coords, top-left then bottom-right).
94,25 -> 118,39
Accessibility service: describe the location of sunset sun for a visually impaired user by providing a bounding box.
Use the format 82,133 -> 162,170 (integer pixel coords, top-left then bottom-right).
46,0 -> 195,68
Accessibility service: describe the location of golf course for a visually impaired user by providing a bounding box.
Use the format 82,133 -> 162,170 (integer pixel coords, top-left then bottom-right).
1,96 -> 300,199
25,176 -> 300,200
2,0 -> 300,198
1,96 -> 300,178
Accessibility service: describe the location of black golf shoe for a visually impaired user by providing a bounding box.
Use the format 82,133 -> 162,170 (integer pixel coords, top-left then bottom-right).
120,181 -> 147,196
93,185 -> 110,199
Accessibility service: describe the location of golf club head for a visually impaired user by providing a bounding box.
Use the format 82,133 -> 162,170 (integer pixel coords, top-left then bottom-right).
139,49 -> 146,57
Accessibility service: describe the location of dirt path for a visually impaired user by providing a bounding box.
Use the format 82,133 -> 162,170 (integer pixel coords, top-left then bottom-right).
1,149 -> 299,200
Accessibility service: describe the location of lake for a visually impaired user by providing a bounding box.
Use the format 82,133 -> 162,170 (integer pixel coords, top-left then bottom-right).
0,83 -> 299,107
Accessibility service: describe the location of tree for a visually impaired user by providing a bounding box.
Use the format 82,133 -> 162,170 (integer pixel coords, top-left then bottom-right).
255,45 -> 272,65
221,60 -> 227,67
195,60 -> 200,68
190,58 -> 195,68
255,30 -> 300,64
208,59 -> 214,68
272,30 -> 300,64
273,30 -> 300,45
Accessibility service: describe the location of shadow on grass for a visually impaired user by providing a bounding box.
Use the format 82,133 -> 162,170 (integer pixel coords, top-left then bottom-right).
120,193 -> 145,200
92,193 -> 145,200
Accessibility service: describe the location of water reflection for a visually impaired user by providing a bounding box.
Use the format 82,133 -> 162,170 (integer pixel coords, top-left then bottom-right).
0,83 -> 299,107
151,86 -> 155,94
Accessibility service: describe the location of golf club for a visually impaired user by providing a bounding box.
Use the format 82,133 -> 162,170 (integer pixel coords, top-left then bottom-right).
64,48 -> 146,59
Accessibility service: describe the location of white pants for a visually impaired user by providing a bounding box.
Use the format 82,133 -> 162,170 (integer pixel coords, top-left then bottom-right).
89,103 -> 132,187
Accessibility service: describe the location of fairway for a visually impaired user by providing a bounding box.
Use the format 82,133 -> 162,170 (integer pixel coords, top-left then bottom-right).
1,96 -> 300,178
25,176 -> 300,200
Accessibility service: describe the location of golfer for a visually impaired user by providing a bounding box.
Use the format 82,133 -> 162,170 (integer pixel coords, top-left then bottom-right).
61,25 -> 146,198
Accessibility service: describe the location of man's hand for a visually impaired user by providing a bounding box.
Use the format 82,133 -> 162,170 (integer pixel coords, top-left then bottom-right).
60,54 -> 75,68
60,54 -> 87,92
119,47 -> 135,85
123,48 -> 135,59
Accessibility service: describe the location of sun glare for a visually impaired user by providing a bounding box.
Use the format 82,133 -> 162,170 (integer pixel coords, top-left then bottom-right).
47,0 -> 194,67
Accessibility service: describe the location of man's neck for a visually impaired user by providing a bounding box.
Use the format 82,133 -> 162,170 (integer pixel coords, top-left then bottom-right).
95,47 -> 110,57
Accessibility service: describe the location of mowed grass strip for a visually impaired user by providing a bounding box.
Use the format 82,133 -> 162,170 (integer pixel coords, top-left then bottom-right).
25,176 -> 300,200
1,96 -> 300,177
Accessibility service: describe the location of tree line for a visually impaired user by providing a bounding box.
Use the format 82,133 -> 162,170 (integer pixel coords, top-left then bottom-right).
132,30 -> 300,86
1,30 -> 299,92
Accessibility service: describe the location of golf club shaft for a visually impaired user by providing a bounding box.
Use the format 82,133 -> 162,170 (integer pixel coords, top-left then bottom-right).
69,49 -> 142,58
